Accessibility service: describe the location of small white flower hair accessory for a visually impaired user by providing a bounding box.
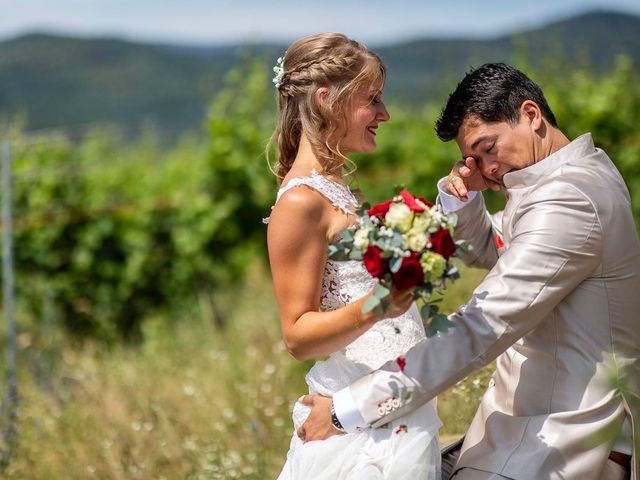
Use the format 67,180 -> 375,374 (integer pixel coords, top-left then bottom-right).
272,53 -> 286,89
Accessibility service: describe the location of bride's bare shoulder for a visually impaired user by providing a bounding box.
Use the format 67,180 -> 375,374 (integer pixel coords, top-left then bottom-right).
269,185 -> 330,226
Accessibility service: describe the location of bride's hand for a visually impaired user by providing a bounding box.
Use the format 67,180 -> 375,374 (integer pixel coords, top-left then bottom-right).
369,286 -> 414,321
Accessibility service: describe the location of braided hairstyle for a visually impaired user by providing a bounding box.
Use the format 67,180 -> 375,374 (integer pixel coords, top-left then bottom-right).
268,33 -> 386,180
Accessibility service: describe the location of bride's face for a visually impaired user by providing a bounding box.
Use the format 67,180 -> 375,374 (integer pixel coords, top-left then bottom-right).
341,86 -> 390,154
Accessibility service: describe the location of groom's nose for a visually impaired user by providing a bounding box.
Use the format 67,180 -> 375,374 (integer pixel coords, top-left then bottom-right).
480,158 -> 499,177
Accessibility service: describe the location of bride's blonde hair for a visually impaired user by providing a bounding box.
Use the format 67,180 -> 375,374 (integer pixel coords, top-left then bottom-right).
268,33 -> 386,180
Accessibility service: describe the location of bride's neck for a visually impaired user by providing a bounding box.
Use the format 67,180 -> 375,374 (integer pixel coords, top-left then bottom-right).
292,133 -> 343,178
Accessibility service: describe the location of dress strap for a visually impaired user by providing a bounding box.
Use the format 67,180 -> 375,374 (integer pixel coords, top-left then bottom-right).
263,169 -> 358,224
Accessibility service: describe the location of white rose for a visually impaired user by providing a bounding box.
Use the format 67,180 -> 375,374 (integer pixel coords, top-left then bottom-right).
353,228 -> 370,249
385,203 -> 414,232
404,228 -> 428,251
412,211 -> 435,232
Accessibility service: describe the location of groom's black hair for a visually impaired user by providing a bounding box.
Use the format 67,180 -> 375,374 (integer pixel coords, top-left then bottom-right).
435,63 -> 558,141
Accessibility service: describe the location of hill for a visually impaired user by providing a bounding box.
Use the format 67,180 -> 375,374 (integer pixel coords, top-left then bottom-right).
0,10 -> 638,136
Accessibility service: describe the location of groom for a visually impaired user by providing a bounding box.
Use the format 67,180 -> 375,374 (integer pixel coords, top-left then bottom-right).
298,63 -> 639,479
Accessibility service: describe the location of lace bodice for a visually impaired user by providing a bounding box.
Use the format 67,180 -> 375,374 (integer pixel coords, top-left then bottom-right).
263,169 -> 359,224
266,170 -> 426,399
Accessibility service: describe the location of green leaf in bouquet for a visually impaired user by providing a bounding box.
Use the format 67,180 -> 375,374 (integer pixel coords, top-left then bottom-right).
357,203 -> 371,216
362,295 -> 381,313
373,235 -> 387,246
456,240 -> 473,253
348,249 -> 363,261
391,231 -> 404,247
446,264 -> 460,280
415,283 -> 433,299
425,313 -> 455,337
373,283 -> 391,299
420,303 -> 437,320
327,243 -> 351,261
340,229 -> 354,243
361,216 -> 375,229
390,255 -> 403,273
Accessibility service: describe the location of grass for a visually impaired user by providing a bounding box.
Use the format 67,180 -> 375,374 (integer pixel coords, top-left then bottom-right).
1,261 -> 492,479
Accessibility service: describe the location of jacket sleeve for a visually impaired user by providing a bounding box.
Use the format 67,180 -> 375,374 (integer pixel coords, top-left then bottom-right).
337,183 -> 602,428
450,192 -> 502,271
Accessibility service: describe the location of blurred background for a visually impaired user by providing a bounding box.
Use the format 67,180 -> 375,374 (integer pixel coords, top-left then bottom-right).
1,1 -> 639,478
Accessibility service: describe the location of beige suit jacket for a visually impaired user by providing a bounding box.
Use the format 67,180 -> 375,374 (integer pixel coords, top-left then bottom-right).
342,134 -> 640,479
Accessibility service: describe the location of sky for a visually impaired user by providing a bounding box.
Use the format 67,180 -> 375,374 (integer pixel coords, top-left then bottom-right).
2,0 -> 640,46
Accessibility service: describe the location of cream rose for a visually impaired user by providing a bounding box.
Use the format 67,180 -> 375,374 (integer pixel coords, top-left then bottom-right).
385,203 -> 414,232
412,211 -> 435,232
404,228 -> 428,251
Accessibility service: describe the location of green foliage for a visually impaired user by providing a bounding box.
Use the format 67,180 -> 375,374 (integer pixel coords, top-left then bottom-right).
1,264 -> 489,479
2,55 -> 639,343
540,56 -> 640,217
4,61 -> 277,342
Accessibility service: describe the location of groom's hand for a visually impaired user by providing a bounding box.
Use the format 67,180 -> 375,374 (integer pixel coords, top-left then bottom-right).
297,394 -> 343,442
444,157 -> 501,201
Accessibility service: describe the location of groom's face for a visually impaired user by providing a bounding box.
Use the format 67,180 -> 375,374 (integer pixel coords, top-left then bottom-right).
454,109 -> 540,186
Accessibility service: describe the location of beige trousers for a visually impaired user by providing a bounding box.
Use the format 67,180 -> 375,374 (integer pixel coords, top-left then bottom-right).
451,459 -> 628,480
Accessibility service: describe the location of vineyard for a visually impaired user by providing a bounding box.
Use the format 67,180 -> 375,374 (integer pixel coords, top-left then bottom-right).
0,56 -> 639,478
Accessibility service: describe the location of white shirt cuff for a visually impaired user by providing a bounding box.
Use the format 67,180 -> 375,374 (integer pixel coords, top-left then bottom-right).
437,176 -> 478,214
333,386 -> 367,433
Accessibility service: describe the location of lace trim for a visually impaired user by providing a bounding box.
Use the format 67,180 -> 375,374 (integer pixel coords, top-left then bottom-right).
262,169 -> 358,224
319,260 -> 426,371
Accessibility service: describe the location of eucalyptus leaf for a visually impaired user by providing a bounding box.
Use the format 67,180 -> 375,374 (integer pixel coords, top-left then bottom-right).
390,255 -> 403,273
425,314 -> 455,337
391,232 -> 405,248
348,249 -> 363,261
362,295 -> 381,313
374,283 -> 391,298
341,229 -> 354,242
361,216 -> 374,229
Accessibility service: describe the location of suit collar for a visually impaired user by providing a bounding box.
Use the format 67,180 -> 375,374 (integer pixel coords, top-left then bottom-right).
503,133 -> 596,189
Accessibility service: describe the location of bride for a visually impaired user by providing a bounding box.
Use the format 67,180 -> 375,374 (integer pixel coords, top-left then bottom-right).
265,33 -> 441,479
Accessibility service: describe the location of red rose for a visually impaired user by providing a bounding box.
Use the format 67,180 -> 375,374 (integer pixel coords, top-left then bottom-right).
363,245 -> 389,279
367,199 -> 394,219
399,189 -> 433,212
391,252 -> 424,290
429,228 -> 456,260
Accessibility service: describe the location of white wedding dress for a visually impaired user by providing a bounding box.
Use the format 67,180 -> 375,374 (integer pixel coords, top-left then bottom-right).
267,170 -> 441,480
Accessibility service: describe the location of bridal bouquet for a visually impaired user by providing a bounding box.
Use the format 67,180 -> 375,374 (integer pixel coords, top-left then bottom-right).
328,189 -> 466,336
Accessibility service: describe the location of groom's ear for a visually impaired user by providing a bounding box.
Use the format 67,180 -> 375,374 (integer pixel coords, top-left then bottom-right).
520,100 -> 543,131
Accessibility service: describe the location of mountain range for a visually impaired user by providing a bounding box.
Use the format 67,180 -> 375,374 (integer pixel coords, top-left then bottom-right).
0,10 -> 639,137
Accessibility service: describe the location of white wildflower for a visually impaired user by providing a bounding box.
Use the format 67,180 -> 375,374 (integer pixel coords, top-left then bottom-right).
353,228 -> 371,249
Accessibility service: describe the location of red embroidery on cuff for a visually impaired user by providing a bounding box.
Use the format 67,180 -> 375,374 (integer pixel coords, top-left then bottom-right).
396,355 -> 406,373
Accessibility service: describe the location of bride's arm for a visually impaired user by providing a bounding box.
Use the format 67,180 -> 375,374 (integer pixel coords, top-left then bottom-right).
267,187 -> 413,362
